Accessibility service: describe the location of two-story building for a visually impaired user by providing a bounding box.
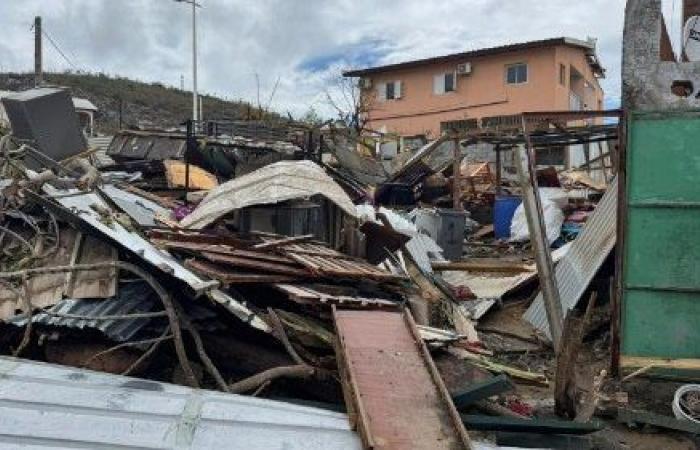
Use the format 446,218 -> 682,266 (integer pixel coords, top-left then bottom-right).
343,37 -> 605,140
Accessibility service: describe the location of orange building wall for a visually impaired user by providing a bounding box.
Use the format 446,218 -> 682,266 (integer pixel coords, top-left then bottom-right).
553,46 -> 604,111
362,45 -> 603,138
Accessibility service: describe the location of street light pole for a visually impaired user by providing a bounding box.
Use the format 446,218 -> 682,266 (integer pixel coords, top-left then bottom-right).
191,0 -> 198,122
174,0 -> 201,122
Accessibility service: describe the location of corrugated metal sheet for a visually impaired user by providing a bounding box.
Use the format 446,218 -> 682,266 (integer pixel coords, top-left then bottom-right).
41,184 -> 216,294
88,136 -> 115,168
100,184 -> 170,227
523,177 -> 618,339
181,160 -> 357,229
35,186 -> 269,333
8,282 -> 157,343
440,244 -> 571,302
0,356 -> 361,449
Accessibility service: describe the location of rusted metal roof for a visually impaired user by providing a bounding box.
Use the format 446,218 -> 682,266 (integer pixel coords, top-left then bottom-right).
333,308 -> 472,449
158,232 -> 405,284
523,177 -> 617,339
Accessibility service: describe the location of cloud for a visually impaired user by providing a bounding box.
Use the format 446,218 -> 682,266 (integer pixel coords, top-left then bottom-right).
0,0 -> 682,119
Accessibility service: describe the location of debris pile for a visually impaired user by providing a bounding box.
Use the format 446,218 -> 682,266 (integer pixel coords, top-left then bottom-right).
0,83 -> 697,450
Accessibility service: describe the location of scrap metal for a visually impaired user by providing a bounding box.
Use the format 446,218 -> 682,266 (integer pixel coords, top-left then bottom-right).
523,177 -> 617,340
181,160 -> 357,229
0,356 -> 362,449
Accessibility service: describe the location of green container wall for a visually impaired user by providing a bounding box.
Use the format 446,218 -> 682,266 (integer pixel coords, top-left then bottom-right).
622,111 -> 700,370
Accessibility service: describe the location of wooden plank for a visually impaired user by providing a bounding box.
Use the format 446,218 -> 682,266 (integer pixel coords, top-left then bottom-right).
200,251 -> 311,277
333,308 -> 472,450
617,408 -> 700,434
274,284 -> 320,301
460,415 -> 603,434
252,234 -> 315,250
185,259 -> 299,284
431,260 -> 533,274
451,375 -> 514,410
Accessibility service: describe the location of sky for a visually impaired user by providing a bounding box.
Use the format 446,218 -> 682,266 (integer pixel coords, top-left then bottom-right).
0,0 -> 686,119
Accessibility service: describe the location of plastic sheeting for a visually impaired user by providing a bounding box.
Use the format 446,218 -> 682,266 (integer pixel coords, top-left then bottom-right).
181,160 -> 357,229
509,190 -> 564,245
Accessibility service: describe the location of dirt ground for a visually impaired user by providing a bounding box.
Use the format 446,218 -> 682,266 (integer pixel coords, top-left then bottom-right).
476,300 -> 700,450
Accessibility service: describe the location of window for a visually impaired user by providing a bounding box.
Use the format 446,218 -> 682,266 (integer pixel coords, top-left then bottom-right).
559,64 -> 566,85
378,81 -> 402,101
386,81 -> 395,99
505,63 -> 528,84
433,72 -> 456,95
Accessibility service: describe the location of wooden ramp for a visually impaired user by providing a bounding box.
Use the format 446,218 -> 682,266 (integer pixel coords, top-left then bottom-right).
333,308 -> 472,450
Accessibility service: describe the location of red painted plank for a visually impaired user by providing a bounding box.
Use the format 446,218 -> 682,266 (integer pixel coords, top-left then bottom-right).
334,309 -> 471,450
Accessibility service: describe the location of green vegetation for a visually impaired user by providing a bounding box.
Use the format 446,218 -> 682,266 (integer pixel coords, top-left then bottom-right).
0,71 -> 278,134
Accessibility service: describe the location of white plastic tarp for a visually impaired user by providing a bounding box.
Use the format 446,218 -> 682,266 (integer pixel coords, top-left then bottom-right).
510,189 -> 564,245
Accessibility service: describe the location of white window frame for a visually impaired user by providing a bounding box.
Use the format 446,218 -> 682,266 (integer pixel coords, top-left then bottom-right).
377,80 -> 402,101
505,63 -> 528,85
433,72 -> 457,95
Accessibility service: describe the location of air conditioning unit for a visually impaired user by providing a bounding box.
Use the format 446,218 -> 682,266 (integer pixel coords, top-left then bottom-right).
457,62 -> 472,75
358,77 -> 372,89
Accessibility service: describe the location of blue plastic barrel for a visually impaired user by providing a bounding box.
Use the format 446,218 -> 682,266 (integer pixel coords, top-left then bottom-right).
494,196 -> 522,239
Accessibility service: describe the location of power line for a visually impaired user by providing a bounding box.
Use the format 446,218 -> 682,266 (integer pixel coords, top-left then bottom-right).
41,28 -> 78,71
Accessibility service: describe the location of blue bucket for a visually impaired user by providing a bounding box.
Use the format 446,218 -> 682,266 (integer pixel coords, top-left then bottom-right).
494,196 -> 522,239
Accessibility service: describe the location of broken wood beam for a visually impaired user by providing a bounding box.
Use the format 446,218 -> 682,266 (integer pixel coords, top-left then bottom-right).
451,374 -> 515,410
514,140 -> 563,348
252,234 -> 315,250
460,414 -> 603,434
431,260 -> 533,274
617,408 -> 700,434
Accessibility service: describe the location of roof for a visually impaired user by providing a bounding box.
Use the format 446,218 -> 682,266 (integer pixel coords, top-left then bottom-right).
343,37 -> 604,77
72,96 -> 98,111
0,356 -> 361,449
180,160 -> 358,229
0,90 -> 96,111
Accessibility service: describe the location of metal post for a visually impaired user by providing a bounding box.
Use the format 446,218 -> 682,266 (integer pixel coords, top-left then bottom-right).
318,134 -> 324,163
306,130 -> 313,161
191,0 -> 198,122
117,97 -> 123,130
453,137 -> 463,210
34,17 -> 42,87
184,119 -> 193,205
495,144 -> 502,196
516,117 -> 563,347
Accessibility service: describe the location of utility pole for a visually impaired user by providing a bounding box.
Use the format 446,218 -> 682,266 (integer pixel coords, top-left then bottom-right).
180,74 -> 184,91
174,0 -> 201,122
34,16 -> 42,86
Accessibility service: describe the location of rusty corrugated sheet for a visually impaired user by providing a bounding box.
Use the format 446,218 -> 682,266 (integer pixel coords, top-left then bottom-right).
334,308 -> 472,450
523,177 -> 617,339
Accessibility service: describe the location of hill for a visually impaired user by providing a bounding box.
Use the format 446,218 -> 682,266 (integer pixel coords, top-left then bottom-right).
0,72 -> 275,134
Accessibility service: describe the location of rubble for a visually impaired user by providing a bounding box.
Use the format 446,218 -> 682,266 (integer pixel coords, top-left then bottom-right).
0,3 -> 698,444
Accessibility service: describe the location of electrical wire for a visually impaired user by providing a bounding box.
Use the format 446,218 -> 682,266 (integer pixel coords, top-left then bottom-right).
41,28 -> 79,71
